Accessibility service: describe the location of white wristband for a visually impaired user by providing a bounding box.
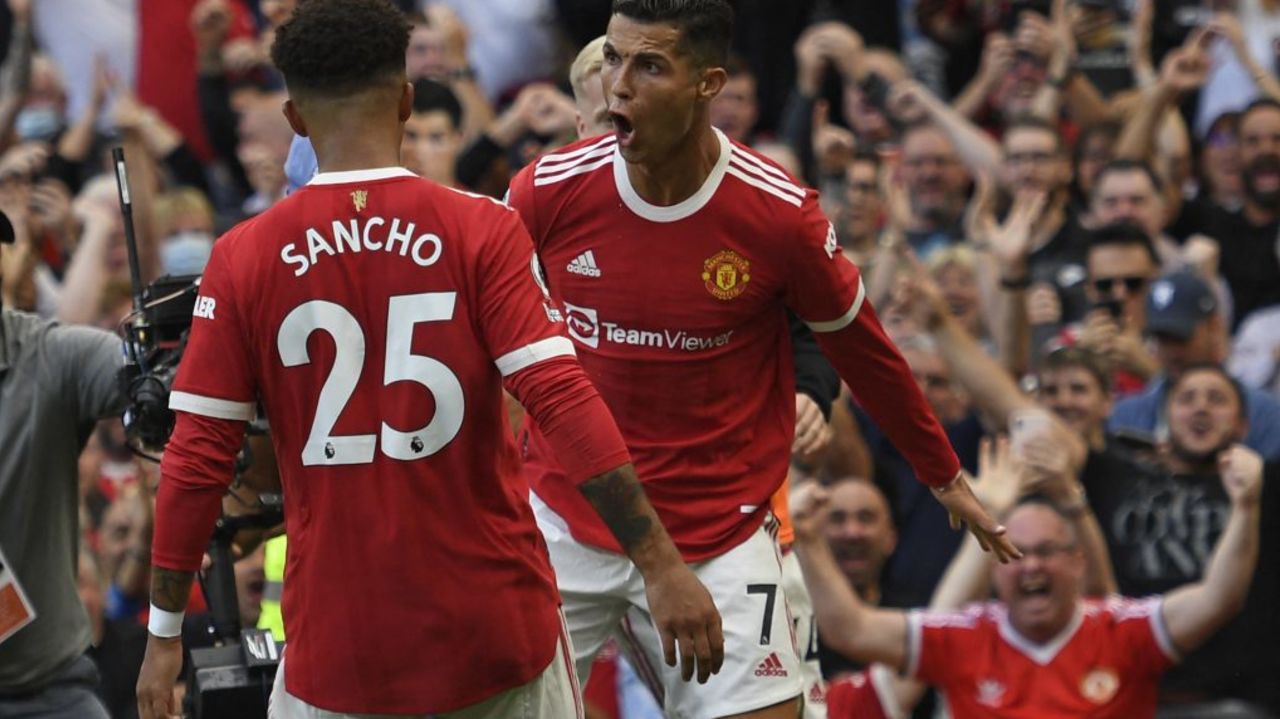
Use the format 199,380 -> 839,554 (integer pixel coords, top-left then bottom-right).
148,605 -> 185,638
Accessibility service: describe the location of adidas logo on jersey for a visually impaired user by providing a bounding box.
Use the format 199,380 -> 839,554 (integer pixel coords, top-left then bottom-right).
753,652 -> 788,677
566,250 -> 601,277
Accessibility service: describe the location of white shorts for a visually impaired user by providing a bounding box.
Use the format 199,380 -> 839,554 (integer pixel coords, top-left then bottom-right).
534,494 -> 803,718
268,631 -> 583,719
780,548 -> 827,719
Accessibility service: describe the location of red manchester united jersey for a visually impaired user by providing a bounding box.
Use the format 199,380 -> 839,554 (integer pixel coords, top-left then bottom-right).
826,665 -> 902,719
166,168 -> 578,713
908,597 -> 1179,718
507,130 -> 960,560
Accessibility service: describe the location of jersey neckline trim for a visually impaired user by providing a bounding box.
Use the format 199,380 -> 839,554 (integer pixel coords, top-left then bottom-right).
996,603 -> 1085,666
612,128 -> 730,223
307,167 -> 418,186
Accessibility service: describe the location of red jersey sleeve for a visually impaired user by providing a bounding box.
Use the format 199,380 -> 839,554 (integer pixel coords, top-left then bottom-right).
784,193 -> 960,488
168,237 -> 258,422
473,200 -> 631,482
154,239 -> 256,572
473,201 -> 573,370
1103,596 -> 1180,677
906,605 -> 986,685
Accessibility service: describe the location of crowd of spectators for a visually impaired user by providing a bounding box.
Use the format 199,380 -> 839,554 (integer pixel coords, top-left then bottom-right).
0,0 -> 1277,717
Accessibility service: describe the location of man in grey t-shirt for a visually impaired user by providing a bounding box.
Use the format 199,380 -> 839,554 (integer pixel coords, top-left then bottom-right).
0,209 -> 124,717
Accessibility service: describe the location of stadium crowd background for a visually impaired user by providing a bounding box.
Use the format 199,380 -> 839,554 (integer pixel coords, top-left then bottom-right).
0,0 -> 1277,716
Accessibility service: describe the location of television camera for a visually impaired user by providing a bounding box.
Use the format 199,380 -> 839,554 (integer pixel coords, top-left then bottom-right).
111,148 -> 283,718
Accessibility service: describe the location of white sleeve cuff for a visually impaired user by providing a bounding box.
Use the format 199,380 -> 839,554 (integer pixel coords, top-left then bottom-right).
169,391 -> 257,421
804,277 -> 865,333
494,336 -> 576,376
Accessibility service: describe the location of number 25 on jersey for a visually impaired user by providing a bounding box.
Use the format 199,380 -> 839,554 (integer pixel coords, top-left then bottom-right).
277,292 -> 464,466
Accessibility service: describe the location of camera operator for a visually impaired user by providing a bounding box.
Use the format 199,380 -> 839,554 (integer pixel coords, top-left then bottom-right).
0,205 -> 126,717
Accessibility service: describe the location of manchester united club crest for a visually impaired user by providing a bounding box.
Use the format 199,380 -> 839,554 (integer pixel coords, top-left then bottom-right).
351,189 -> 368,212
701,249 -> 751,300
1080,668 -> 1120,704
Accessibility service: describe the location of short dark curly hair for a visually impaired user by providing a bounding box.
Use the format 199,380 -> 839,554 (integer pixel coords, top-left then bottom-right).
270,0 -> 410,98
612,0 -> 733,68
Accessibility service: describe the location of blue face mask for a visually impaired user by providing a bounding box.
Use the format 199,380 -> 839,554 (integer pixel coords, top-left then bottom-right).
15,106 -> 63,142
161,231 -> 214,276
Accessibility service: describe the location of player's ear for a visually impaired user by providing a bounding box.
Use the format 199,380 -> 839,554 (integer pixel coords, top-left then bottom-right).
399,81 -> 414,123
698,66 -> 727,102
282,99 -> 309,138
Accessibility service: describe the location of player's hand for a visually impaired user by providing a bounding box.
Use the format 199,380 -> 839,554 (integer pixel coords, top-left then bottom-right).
930,472 -> 1021,563
793,393 -> 832,458
643,563 -> 724,684
137,635 -> 183,719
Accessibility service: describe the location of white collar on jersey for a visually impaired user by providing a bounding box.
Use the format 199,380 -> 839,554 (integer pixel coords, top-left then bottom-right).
996,603 -> 1085,666
612,127 -> 731,223
306,166 -> 418,186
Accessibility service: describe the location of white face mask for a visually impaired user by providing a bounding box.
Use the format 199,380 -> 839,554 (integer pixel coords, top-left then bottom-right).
15,106 -> 62,142
161,231 -> 214,276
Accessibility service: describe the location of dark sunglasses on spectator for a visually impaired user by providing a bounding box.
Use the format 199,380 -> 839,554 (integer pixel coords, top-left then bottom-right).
1092,276 -> 1147,293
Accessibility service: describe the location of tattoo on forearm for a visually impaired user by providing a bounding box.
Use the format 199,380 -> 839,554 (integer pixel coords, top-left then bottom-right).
151,566 -> 195,612
579,468 -> 654,551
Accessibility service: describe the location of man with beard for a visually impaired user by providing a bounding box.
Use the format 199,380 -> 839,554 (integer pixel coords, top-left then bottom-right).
1200,99 -> 1280,329
1083,364 -> 1280,714
1109,270 -> 1280,460
793,428 -> 1268,718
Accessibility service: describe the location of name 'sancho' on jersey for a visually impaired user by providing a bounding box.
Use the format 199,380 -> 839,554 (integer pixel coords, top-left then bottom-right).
564,302 -> 733,352
280,216 -> 443,277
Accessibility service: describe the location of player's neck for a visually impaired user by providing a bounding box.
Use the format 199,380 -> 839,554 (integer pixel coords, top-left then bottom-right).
310,131 -> 403,175
624,124 -> 720,207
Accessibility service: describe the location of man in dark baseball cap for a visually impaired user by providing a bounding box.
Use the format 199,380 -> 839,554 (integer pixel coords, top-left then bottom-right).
1110,268 -> 1280,461
1144,269 -> 1218,344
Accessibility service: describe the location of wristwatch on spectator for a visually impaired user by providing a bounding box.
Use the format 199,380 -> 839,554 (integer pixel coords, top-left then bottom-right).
447,65 -> 477,82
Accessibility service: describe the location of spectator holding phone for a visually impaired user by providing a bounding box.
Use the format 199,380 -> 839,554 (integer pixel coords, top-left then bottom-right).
1055,223 -> 1161,396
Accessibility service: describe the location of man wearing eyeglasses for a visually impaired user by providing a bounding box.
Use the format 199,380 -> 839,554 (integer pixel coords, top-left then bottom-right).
791,439 -> 1267,718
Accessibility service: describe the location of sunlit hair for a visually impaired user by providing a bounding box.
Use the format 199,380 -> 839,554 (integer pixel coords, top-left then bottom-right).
570,36 -> 608,105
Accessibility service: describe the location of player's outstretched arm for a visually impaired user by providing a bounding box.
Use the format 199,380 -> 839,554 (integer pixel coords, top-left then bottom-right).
579,466 -> 725,684
790,483 -> 911,671
1160,445 -> 1263,657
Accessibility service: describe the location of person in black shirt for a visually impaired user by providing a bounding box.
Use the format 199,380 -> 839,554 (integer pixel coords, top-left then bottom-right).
1198,100 -> 1280,330
1083,364 -> 1280,714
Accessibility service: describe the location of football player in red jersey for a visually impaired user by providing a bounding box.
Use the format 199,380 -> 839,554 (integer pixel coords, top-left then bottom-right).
506,1 -> 1018,716
791,440 -> 1263,719
134,2 -> 722,718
